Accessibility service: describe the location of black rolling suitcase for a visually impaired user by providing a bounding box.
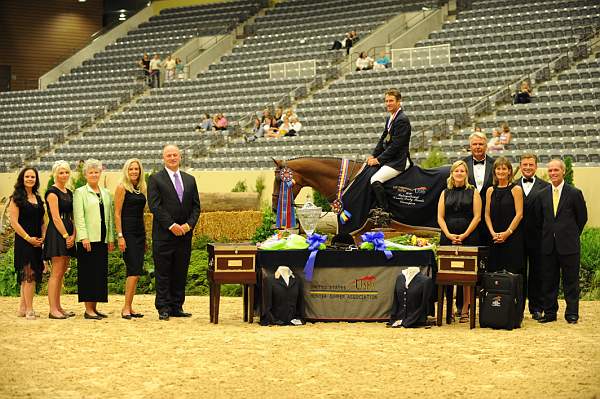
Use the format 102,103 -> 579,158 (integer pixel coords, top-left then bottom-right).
479,271 -> 523,330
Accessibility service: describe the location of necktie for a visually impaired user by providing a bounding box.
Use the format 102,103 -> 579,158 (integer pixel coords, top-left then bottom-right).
523,177 -> 534,183
552,187 -> 559,216
174,172 -> 184,203
473,159 -> 485,165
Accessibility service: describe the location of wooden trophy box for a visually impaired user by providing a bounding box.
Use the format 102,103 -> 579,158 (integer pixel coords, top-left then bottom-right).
436,246 -> 488,284
207,243 -> 257,282
207,243 -> 257,324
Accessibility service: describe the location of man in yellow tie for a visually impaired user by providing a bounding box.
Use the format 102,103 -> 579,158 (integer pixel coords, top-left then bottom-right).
537,159 -> 587,324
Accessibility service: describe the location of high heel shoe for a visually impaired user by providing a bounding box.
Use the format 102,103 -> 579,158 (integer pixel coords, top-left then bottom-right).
459,313 -> 469,323
49,313 -> 67,320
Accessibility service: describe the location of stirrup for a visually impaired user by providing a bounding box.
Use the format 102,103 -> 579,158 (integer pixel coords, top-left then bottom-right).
368,208 -> 391,227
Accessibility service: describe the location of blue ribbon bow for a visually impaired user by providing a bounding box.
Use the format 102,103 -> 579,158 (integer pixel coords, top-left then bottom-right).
361,231 -> 393,259
304,233 -> 327,281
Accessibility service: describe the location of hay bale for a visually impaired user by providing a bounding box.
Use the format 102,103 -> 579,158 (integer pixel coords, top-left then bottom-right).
144,211 -> 262,241
200,192 -> 260,212
195,211 -> 263,241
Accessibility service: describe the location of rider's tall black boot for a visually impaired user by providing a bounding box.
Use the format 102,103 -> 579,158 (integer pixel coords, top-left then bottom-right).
371,181 -> 389,211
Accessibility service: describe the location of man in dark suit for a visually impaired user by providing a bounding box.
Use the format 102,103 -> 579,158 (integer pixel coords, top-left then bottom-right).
148,144 -> 201,320
515,153 -> 550,320
537,158 -> 587,324
367,88 -> 412,212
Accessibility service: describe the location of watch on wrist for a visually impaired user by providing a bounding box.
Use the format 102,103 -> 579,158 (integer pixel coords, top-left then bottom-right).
62,233 -> 69,239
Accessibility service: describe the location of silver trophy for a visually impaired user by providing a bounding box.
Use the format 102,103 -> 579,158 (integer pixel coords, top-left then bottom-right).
296,201 -> 322,236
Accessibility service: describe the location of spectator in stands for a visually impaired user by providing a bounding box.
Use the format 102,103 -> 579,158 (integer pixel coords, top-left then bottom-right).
195,114 -> 212,132
9,167 -> 45,320
247,115 -> 275,142
139,53 -> 150,86
288,116 -> 302,136
165,55 -> 176,81
175,57 -> 184,80
356,52 -> 374,71
214,113 -> 228,131
489,123 -> 512,153
374,51 -> 391,70
266,116 -> 290,138
149,54 -> 162,88
330,31 -> 358,55
514,81 -> 532,104
274,107 -> 284,127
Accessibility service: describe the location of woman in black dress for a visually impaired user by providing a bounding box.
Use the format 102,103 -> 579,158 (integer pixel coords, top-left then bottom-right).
437,160 -> 482,322
44,161 -> 77,319
73,159 -> 115,320
485,157 -> 524,274
114,158 -> 147,319
9,168 -> 46,320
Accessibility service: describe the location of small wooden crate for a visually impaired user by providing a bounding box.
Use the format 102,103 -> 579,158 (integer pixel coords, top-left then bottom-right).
436,246 -> 484,284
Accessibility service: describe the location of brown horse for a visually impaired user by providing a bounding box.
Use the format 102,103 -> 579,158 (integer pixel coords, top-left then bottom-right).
271,157 -> 363,213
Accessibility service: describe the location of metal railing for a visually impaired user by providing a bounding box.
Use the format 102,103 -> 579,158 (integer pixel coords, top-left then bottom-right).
465,25 -> 599,121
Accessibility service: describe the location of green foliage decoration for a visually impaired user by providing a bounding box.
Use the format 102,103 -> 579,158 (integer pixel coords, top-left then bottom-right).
0,248 -> 18,296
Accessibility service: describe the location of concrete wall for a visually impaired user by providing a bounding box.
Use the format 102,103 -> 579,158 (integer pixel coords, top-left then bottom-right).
38,6 -> 155,89
186,33 -> 235,78
0,167 -> 598,227
389,6 -> 447,50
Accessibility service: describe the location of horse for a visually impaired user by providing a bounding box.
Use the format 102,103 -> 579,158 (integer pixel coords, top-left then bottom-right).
271,157 -> 363,214
271,157 -> 447,236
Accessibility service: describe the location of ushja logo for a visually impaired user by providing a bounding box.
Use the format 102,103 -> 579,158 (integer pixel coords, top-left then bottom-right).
394,186 -> 428,195
350,275 -> 376,290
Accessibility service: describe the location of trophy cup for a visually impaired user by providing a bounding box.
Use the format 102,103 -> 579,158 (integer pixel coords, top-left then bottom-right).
296,201 -> 322,237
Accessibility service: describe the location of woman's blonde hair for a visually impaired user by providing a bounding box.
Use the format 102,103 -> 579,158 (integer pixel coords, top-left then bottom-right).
121,158 -> 146,193
447,160 -> 473,190
52,160 -> 71,181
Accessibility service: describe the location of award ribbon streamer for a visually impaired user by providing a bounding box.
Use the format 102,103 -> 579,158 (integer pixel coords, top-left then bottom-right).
361,231 -> 393,259
276,168 -> 296,229
303,233 -> 327,281
333,158 -> 352,224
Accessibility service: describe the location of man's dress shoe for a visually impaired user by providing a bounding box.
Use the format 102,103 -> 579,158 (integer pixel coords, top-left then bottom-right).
531,311 -> 544,320
158,312 -> 170,321
566,316 -> 578,324
537,315 -> 557,323
170,310 -> 192,317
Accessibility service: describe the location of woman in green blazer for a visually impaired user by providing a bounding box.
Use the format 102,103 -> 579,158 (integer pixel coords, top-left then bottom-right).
73,159 -> 115,320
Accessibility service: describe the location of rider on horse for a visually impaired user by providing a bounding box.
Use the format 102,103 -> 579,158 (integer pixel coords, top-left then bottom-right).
366,88 -> 413,216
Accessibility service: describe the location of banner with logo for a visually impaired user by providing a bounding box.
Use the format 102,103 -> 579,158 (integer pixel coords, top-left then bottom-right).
339,165 -> 450,233
287,265 -> 431,321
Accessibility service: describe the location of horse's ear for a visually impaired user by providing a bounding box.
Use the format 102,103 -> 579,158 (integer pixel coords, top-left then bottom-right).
272,158 -> 281,167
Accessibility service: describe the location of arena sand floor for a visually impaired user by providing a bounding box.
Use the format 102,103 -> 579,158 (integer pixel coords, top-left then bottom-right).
1,295 -> 599,399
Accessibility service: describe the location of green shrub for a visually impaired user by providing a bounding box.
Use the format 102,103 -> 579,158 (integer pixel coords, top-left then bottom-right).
580,227 -> 600,299
251,207 -> 276,243
421,147 -> 448,168
564,156 -> 574,186
254,175 -> 266,198
313,190 -> 332,212
0,248 -> 18,296
231,180 -> 248,192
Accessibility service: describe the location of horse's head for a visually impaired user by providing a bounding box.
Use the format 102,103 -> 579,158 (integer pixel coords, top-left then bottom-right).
271,158 -> 304,214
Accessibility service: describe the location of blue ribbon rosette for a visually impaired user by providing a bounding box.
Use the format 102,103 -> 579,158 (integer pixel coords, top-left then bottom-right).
303,233 -> 327,281
360,231 -> 393,259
